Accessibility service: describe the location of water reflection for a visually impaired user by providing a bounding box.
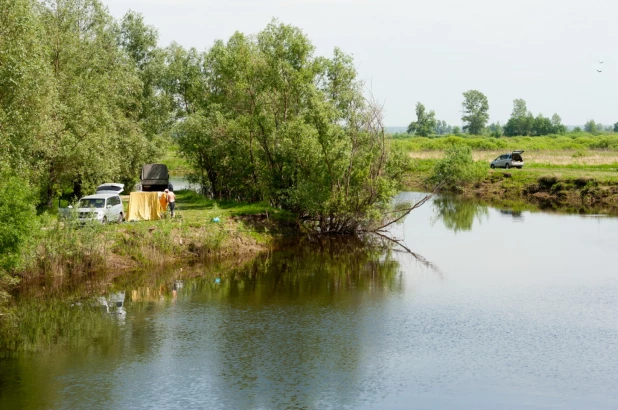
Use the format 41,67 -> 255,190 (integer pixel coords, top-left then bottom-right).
431,196 -> 489,232
0,239 -> 406,409
499,209 -> 524,221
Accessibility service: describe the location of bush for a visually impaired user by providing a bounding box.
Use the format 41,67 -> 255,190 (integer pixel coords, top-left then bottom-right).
427,144 -> 487,191
0,172 -> 38,303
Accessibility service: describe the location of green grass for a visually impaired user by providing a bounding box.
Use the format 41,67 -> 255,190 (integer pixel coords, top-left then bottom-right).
173,190 -> 294,226
391,133 -> 618,152
159,144 -> 191,176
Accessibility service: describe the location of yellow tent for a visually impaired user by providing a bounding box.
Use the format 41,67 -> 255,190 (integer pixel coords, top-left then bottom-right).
127,192 -> 167,221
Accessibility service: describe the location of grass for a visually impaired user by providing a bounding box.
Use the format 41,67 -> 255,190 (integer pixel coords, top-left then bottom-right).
394,133 -> 618,213
172,190 -> 294,226
159,144 -> 192,176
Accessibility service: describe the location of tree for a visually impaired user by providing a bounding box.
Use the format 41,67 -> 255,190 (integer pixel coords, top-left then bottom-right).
488,122 -> 502,138
434,120 -> 452,135
532,114 -> 553,136
0,0 -> 55,184
584,120 -> 598,134
551,114 -> 567,134
33,0 -> 162,205
0,168 -> 37,303
461,90 -> 489,135
503,99 -> 534,136
407,102 -> 436,137
452,126 -> 461,135
175,21 -> 408,233
614,122 -> 618,132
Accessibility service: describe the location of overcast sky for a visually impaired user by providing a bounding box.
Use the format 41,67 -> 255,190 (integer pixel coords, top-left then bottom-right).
104,0 -> 617,127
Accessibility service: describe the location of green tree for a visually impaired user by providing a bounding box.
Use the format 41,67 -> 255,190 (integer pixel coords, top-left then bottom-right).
407,102 -> 436,137
452,126 -> 461,135
0,0 -> 55,184
36,0 -> 156,204
427,144 -> 487,191
0,168 -> 38,303
174,21 -> 407,233
461,90 -> 489,135
532,114 -> 553,136
504,99 -> 534,136
584,120 -> 598,134
434,120 -> 452,135
613,122 -> 618,132
551,114 -> 567,134
488,122 -> 502,137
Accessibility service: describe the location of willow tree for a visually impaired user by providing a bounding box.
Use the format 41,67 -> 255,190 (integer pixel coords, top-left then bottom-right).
174,21 -> 408,233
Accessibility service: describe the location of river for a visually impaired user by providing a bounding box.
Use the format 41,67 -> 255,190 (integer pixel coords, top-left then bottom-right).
1,193 -> 617,409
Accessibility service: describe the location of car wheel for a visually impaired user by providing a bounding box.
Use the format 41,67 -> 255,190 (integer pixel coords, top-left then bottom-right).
505,163 -> 511,169
517,166 -> 523,169
490,164 -> 495,169
117,213 -> 123,223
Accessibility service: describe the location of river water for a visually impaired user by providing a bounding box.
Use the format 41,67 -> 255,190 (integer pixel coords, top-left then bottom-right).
1,194 -> 617,409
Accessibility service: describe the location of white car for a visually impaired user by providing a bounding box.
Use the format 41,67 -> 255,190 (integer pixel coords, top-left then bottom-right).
76,193 -> 125,224
95,183 -> 125,195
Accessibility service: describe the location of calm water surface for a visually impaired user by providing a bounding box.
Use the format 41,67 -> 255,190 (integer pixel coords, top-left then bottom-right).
1,194 -> 617,409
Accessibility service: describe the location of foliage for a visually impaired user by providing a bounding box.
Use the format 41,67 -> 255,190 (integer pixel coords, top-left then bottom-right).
584,120 -> 598,134
1,0 -> 168,207
0,170 -> 37,302
461,90 -> 489,135
407,102 -> 436,137
174,21 -> 407,233
488,122 -> 503,138
391,133 -> 618,152
432,196 -> 488,232
427,144 -> 487,191
434,120 -> 452,135
614,122 -> 618,133
502,99 -> 566,137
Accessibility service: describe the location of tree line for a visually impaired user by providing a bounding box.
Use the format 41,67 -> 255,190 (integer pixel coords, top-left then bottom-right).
406,91 -> 617,137
2,0 -> 414,283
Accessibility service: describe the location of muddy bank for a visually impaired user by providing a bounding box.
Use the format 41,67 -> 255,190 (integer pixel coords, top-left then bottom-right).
407,172 -> 618,214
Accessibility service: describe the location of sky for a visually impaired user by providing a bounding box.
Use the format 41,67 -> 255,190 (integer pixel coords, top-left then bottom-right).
104,0 -> 618,127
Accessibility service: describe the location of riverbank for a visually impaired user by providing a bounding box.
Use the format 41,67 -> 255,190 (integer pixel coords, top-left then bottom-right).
7,191 -> 297,297
405,155 -> 618,214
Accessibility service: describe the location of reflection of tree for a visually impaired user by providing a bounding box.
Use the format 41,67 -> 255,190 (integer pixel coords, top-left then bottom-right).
190,238 -> 404,408
0,240 -> 407,408
432,196 -> 489,232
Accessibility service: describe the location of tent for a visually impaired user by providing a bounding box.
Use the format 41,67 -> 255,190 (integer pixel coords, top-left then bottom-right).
127,192 -> 167,221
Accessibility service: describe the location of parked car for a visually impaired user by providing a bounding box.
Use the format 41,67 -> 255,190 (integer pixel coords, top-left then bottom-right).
96,183 -> 125,195
490,150 -> 524,169
75,193 -> 125,224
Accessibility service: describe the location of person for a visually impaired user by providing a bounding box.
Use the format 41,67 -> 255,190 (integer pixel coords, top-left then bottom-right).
165,188 -> 176,217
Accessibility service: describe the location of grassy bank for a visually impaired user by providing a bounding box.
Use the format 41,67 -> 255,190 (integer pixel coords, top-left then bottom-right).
395,134 -> 618,213
13,191 -> 296,292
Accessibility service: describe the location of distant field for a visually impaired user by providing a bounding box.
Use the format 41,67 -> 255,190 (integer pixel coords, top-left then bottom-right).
390,134 -> 618,152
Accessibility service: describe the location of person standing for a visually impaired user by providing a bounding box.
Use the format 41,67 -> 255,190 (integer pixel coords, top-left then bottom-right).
165,188 -> 176,217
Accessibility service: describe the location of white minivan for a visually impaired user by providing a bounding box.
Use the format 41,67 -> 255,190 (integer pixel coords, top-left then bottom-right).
76,193 -> 125,224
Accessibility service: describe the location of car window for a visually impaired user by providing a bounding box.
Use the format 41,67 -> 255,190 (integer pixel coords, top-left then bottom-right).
97,185 -> 121,192
501,155 -> 508,159
108,196 -> 120,206
79,198 -> 105,208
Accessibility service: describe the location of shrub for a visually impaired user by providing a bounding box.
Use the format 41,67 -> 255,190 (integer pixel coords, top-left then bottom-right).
0,172 -> 38,303
427,144 -> 487,191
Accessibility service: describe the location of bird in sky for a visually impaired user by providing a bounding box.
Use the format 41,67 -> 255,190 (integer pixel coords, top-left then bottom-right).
599,61 -> 604,64
597,69 -> 603,73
